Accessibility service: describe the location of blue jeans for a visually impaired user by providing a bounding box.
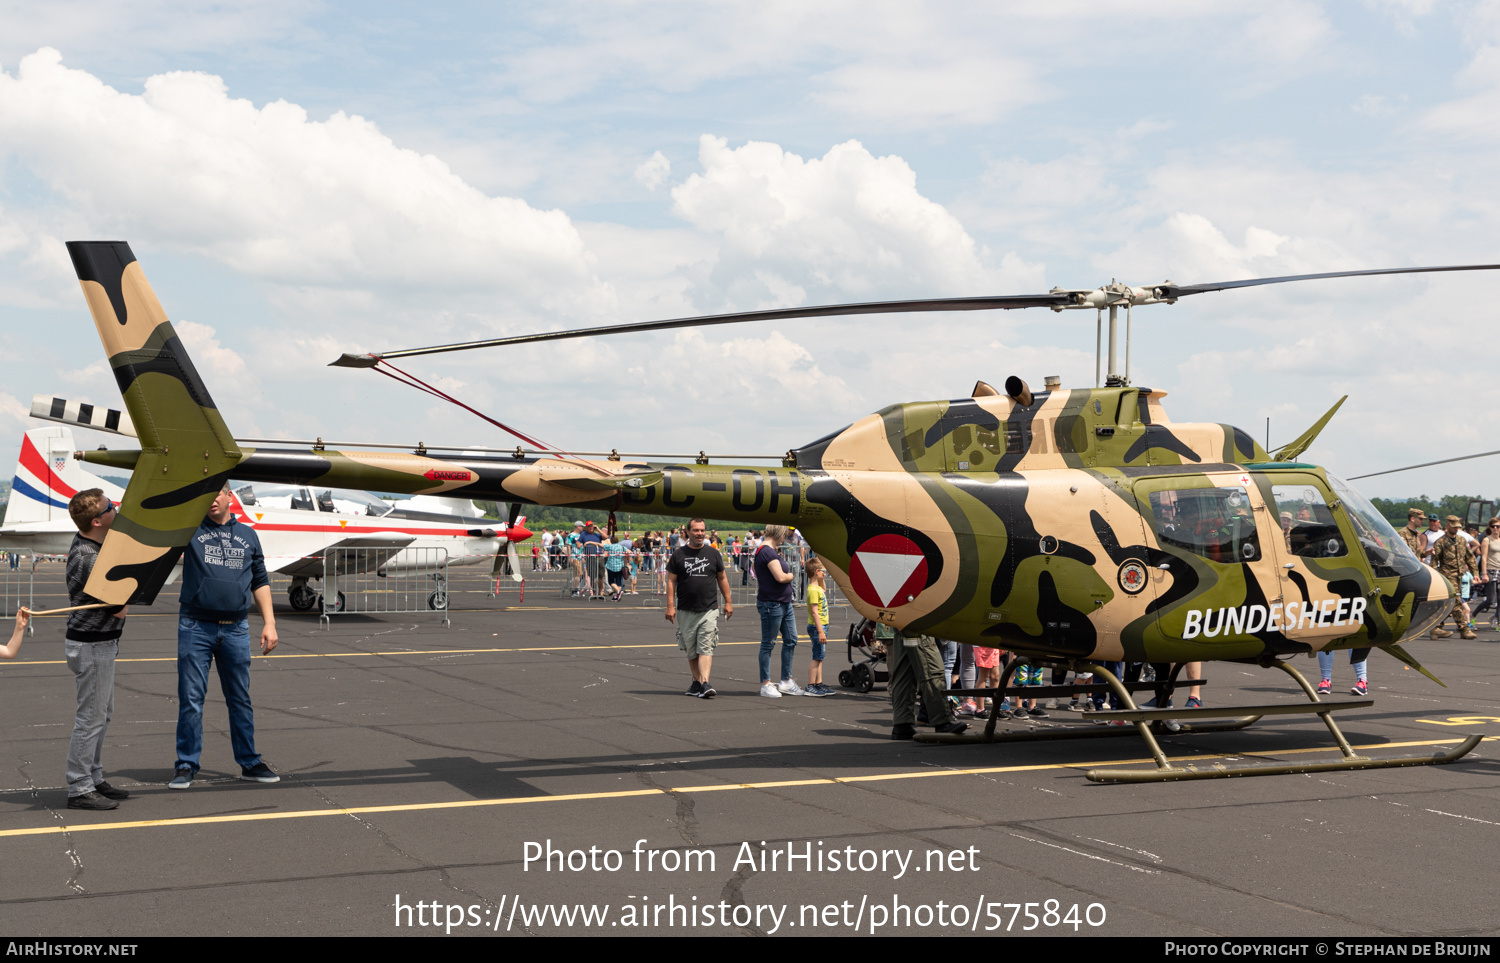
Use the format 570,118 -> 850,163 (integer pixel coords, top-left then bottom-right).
757,600 -> 797,683
176,617 -> 261,772
1318,649 -> 1370,682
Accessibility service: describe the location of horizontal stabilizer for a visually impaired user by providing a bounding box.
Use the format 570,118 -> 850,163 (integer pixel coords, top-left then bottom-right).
535,462 -> 662,492
30,394 -> 137,438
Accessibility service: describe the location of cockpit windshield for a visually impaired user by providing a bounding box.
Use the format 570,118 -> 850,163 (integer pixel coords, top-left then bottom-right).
233,485 -> 393,517
1325,473 -> 1423,578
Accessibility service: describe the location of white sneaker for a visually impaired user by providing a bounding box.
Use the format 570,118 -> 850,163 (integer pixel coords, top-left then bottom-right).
759,682 -> 782,698
778,679 -> 803,695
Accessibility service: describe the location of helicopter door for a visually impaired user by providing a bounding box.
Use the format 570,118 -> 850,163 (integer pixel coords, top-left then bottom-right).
1091,480 -> 1160,644
1134,472 -> 1282,647
1261,474 -> 1366,648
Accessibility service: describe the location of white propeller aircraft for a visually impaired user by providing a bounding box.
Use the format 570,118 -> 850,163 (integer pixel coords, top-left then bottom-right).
4,416 -> 533,612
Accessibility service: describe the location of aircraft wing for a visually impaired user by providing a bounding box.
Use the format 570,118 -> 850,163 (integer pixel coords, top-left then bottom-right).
270,534 -> 416,579
268,534 -> 417,576
0,521 -> 78,555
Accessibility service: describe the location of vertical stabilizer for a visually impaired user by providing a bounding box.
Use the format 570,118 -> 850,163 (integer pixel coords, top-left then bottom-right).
3,427 -> 125,527
66,241 -> 243,604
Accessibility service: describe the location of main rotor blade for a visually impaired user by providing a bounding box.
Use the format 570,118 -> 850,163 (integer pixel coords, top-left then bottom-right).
1348,449 -> 1500,480
1159,262 -> 1500,299
331,261 -> 1500,366
329,293 -> 1073,366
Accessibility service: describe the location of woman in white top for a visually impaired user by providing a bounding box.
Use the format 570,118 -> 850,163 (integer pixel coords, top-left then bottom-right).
1476,519 -> 1500,627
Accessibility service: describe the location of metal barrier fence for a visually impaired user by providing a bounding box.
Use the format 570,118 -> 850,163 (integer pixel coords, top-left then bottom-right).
538,545 -> 848,618
320,546 -> 450,629
1,551 -> 35,634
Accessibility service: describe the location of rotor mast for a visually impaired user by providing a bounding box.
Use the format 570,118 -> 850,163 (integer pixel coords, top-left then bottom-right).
1085,282 -> 1145,387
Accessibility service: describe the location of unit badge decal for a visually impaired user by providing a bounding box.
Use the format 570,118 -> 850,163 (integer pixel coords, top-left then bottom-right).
1117,558 -> 1148,595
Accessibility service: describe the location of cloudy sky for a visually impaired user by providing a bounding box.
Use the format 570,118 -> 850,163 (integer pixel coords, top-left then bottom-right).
1,1 -> 1497,498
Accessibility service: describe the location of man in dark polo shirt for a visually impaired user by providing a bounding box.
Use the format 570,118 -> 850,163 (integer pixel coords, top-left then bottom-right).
169,483 -> 280,789
666,518 -> 733,698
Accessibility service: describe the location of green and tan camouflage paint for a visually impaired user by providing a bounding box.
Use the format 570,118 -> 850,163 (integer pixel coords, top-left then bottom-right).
68,241 -> 243,605
75,242 -> 1452,658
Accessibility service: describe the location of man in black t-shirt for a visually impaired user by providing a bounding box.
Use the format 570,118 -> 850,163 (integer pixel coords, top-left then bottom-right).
666,518 -> 733,698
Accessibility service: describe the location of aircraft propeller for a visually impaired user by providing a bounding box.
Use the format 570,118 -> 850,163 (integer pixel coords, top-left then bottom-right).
493,503 -> 529,583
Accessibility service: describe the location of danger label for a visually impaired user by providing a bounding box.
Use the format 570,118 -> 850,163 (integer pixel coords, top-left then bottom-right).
423,469 -> 474,482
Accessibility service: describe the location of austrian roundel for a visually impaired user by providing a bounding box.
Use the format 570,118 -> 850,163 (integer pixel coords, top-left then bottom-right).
848,533 -> 931,609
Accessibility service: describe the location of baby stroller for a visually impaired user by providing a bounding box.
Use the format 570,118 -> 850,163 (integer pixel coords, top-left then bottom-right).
837,618 -> 891,692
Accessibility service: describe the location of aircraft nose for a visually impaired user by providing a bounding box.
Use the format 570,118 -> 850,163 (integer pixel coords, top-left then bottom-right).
1400,563 -> 1454,642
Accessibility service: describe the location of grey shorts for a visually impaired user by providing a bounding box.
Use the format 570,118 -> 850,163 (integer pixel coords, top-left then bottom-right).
676,608 -> 720,657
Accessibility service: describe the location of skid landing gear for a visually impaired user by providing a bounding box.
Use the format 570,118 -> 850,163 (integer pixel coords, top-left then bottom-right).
915,657 -> 1482,782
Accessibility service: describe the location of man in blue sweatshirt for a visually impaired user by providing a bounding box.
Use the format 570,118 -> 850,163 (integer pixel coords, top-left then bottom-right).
169,483 -> 279,789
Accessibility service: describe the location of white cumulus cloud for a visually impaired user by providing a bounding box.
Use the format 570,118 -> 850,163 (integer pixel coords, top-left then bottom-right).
634,151 -> 671,191
0,48 -> 611,316
670,135 -> 1038,308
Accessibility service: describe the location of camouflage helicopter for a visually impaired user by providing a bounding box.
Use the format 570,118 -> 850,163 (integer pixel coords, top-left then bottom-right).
65,240 -> 1493,782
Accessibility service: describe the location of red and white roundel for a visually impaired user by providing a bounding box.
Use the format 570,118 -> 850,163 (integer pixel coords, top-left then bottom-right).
849,533 -> 930,609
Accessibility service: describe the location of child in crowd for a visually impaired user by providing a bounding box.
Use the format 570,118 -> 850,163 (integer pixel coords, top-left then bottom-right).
1015,660 -> 1045,717
803,560 -> 834,696
1,608 -> 31,659
603,535 -> 627,601
1317,647 -> 1371,697
973,643 -> 1001,715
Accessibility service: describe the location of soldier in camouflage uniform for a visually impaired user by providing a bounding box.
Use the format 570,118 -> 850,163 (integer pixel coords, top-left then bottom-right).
1431,514 -> 1478,640
889,632 -> 968,740
1398,509 -> 1427,557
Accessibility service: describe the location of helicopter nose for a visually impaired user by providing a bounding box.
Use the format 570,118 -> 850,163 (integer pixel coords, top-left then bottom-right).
1399,564 -> 1455,642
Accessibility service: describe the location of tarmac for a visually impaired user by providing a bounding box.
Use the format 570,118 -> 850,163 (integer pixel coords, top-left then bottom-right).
1,563 -> 1498,938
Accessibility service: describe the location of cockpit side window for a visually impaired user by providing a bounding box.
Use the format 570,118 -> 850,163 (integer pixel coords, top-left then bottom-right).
1148,487 -> 1262,564
1271,485 -> 1346,559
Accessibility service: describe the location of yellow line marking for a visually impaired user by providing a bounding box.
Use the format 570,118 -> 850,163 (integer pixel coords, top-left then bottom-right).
0,790 -> 666,837
1,640 -> 770,667
0,739 -> 1478,840
1417,716 -> 1500,726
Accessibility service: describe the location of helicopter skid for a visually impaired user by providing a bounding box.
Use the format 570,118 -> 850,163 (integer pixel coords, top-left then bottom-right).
915,714 -> 1257,745
1088,735 -> 1482,783
914,658 -> 1485,783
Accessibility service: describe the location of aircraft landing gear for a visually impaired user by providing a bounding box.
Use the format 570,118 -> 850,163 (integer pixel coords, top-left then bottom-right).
427,573 -> 448,610
915,656 -> 1481,782
321,591 -> 346,614
288,581 -> 319,612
